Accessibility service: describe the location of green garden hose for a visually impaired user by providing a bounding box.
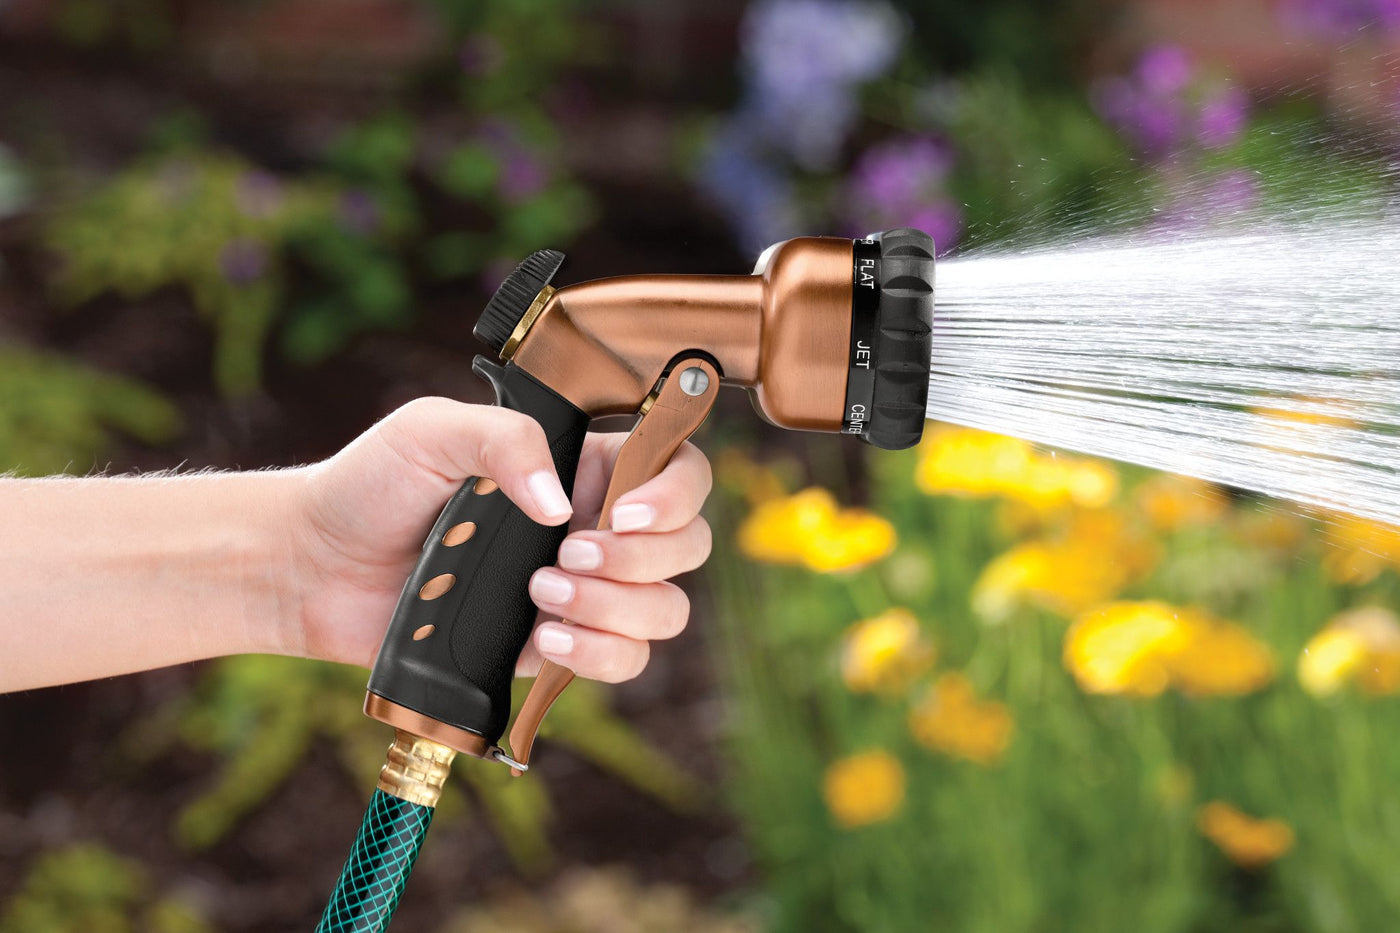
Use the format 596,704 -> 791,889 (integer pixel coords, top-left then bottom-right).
315,732 -> 456,932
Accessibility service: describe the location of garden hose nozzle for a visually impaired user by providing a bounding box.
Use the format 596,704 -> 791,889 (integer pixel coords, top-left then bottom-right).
319,228 -> 934,931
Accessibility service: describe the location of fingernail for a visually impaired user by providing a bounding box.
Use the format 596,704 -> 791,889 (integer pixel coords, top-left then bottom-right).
558,538 -> 603,571
611,502 -> 655,532
527,470 -> 572,522
536,624 -> 574,657
530,568 -> 574,607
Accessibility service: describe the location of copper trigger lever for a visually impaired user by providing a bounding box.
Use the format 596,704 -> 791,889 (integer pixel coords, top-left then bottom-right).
503,356 -> 721,774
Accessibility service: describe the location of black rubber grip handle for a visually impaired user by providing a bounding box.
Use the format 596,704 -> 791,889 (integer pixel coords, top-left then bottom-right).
366,356 -> 589,745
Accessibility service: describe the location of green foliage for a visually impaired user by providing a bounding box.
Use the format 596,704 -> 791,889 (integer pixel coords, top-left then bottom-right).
935,73 -> 1143,243
39,0 -> 599,388
898,0 -> 1112,89
44,153 -> 336,396
707,442 -> 1400,933
0,145 -> 32,220
124,656 -> 703,872
0,843 -> 213,933
1208,108 -> 1396,216
50,0 -> 175,50
0,347 -> 179,475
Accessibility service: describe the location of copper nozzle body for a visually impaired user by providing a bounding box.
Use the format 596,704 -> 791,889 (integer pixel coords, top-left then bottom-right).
510,236 -> 855,432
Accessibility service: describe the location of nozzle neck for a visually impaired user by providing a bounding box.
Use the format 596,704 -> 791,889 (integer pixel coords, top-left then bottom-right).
511,273 -> 764,416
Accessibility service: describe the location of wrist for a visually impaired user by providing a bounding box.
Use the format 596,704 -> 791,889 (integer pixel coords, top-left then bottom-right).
241,467 -> 315,659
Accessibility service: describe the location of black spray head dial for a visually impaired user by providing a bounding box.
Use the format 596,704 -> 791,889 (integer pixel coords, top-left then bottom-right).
842,227 -> 936,450
474,248 -> 567,356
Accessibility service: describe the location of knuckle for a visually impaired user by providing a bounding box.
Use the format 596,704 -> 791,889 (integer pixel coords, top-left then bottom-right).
692,445 -> 715,495
475,415 -> 546,478
658,584 -> 690,639
391,396 -> 451,428
622,640 -> 652,681
492,411 -> 542,453
692,518 -> 713,565
596,638 -> 649,684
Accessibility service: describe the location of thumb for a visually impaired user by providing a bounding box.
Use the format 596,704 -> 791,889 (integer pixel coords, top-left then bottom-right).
374,397 -> 574,525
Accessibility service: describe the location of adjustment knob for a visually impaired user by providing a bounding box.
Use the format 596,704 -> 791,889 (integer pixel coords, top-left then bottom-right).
473,249 -> 567,355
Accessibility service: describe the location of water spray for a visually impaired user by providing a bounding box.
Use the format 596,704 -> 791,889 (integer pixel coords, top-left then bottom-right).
929,212 -> 1400,525
315,228 -> 936,930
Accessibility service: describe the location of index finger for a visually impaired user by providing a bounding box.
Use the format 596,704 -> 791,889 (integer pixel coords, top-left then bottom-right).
607,441 -> 713,534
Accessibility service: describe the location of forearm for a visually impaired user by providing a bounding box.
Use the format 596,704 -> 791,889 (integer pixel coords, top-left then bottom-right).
0,470 -> 306,691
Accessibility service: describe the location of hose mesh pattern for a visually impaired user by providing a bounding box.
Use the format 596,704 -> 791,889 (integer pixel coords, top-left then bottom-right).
316,789 -> 434,933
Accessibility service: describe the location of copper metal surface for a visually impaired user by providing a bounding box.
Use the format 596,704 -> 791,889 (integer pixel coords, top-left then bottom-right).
365,692 -> 492,759
442,522 -> 477,546
418,573 -> 455,600
375,729 -> 457,807
506,358 -> 722,772
751,236 -> 853,432
473,478 -> 499,495
510,237 -> 853,431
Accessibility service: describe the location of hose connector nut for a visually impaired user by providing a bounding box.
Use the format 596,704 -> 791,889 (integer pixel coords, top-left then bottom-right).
376,730 -> 458,808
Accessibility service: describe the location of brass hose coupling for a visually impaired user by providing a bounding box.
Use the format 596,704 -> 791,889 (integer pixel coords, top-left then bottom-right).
376,730 -> 457,807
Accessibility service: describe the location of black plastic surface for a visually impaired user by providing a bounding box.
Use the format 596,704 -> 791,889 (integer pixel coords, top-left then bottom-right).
366,356 -> 588,745
863,227 -> 935,451
473,249 -> 567,355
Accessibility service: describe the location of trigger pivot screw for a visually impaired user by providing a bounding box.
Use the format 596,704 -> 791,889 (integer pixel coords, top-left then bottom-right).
678,367 -> 710,397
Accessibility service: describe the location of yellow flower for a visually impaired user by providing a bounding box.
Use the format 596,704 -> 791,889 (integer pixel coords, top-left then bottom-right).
714,448 -> 789,505
840,608 -> 935,694
915,425 -> 1117,512
1166,614 -> 1275,696
1135,474 -> 1229,532
1230,506 -> 1308,553
973,510 -> 1157,620
804,506 -> 898,573
908,673 -> 1014,765
1065,601 -> 1274,697
1197,801 -> 1294,868
1064,601 -> 1191,697
822,750 -> 905,828
1298,607 -> 1400,696
1320,515 -> 1400,585
738,488 -> 895,573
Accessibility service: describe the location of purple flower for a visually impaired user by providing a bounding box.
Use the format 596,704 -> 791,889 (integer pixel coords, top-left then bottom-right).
472,120 -> 552,204
848,137 -> 954,210
900,202 -> 962,255
1093,75 -> 1187,157
740,0 -> 905,168
235,171 -> 284,219
499,153 -> 547,202
219,238 -> 269,286
845,137 -> 961,254
1136,45 -> 1194,96
1095,46 -> 1250,159
1149,168 -> 1261,233
338,189 -> 380,235
1280,0 -> 1400,33
1197,85 -> 1250,149
699,123 -> 801,253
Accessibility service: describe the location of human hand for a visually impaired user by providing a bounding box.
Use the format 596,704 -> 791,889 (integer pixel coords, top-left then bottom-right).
289,397 -> 712,683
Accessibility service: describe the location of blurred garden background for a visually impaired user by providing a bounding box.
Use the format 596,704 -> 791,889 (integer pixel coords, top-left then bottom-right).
3,0 -> 1400,930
